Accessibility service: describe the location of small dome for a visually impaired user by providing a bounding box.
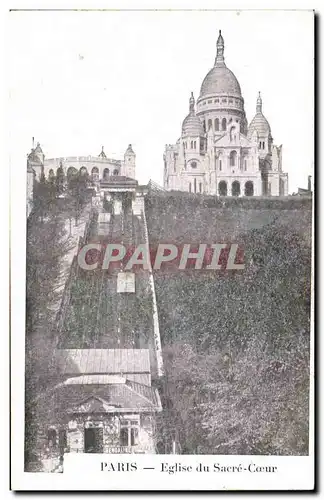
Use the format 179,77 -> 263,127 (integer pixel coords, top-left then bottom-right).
248,93 -> 271,137
200,65 -> 242,97
125,144 -> 135,155
248,113 -> 271,137
182,114 -> 204,136
182,92 -> 204,136
34,142 -> 43,153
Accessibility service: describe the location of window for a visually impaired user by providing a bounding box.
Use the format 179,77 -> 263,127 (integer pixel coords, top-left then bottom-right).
244,159 -> 247,171
208,100 -> 212,104
215,99 -> 219,103
194,178 -> 197,193
268,182 -> 272,195
245,181 -> 254,196
91,166 -> 99,181
103,168 -> 110,179
259,141 -> 262,149
113,169 -> 119,175
222,98 -> 227,103
229,99 -> 233,104
80,166 -> 88,176
191,161 -> 197,169
194,141 -> 196,148
219,159 -> 222,171
214,118 -> 219,131
208,119 -> 212,130
263,141 -> 265,149
189,182 -> 192,193
218,181 -> 227,196
222,118 -> 227,131
120,419 -> 139,447
199,182 -> 202,193
190,141 -> 193,149
230,150 -> 237,167
67,167 -> 78,178
232,181 -> 241,197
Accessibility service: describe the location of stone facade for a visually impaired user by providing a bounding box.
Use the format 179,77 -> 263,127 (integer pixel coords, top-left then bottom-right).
26,143 -> 136,216
163,31 -> 288,197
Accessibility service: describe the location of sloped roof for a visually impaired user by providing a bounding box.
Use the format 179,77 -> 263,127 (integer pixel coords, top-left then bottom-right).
100,175 -> 138,186
49,379 -> 161,412
55,349 -> 151,375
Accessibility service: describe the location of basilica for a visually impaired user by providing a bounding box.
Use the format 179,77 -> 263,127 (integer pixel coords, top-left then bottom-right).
163,31 -> 288,197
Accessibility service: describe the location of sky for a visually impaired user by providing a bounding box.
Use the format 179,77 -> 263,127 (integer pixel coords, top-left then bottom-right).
9,9 -> 314,193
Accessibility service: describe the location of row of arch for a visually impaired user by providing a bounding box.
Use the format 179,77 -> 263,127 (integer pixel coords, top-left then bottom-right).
216,152 -> 249,171
47,166 -> 120,180
218,180 -> 254,197
204,117 -> 241,133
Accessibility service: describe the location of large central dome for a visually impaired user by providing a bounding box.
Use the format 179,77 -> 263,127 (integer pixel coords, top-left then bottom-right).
200,66 -> 241,97
199,30 -> 242,98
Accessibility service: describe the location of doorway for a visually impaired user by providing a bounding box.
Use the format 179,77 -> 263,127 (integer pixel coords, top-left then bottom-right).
84,427 -> 103,453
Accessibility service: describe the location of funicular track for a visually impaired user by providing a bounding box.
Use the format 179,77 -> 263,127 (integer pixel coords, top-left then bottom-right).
58,196 -> 155,352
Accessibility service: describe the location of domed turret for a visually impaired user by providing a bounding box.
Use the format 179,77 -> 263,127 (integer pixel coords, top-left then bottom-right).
248,92 -> 271,137
182,92 -> 204,136
199,30 -> 242,98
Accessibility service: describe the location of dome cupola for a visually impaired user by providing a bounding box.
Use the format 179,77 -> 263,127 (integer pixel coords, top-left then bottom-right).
182,92 -> 204,136
199,30 -> 242,98
248,92 -> 271,138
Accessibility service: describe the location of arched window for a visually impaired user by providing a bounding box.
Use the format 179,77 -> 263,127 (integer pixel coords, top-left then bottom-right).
91,166 -> 99,181
194,141 -> 196,148
268,182 -> 272,195
215,118 -> 219,131
67,167 -> 78,178
232,181 -> 240,197
208,119 -> 212,130
219,159 -> 222,171
80,166 -> 88,176
103,168 -> 110,180
189,182 -> 192,193
259,141 -> 262,149
194,178 -> 197,193
191,161 -> 197,169
230,151 -> 237,167
230,126 -> 235,142
218,181 -> 227,196
263,141 -> 265,149
113,169 -> 119,176
244,181 -> 254,196
190,141 -> 193,149
222,118 -> 227,131
199,182 -> 202,193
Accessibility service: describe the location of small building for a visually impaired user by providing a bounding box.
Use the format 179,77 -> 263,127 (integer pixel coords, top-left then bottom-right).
36,349 -> 162,470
